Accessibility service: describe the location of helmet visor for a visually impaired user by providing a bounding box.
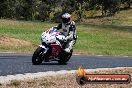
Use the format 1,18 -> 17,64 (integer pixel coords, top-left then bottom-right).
62,18 -> 70,23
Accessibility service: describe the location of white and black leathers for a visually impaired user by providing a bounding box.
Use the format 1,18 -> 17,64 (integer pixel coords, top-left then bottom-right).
56,21 -> 77,53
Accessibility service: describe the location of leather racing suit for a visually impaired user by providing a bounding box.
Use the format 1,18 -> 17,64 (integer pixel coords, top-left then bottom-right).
56,21 -> 77,53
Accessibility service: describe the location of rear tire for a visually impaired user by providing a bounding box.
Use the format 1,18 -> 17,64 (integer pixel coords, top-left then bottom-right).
32,47 -> 44,65
58,49 -> 73,65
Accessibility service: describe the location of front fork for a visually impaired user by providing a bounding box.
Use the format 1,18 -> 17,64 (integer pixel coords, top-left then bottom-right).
39,45 -> 49,59
39,45 -> 49,54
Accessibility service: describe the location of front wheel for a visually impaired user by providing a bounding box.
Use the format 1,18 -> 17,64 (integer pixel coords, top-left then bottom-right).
32,47 -> 44,65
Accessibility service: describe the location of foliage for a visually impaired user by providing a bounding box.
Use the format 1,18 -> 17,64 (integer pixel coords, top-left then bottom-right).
0,0 -> 132,22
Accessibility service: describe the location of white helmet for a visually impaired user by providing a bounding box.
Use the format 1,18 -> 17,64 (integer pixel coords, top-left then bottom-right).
61,13 -> 72,24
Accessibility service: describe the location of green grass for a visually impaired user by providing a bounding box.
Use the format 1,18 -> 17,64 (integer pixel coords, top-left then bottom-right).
0,20 -> 56,53
0,9 -> 132,56
76,24 -> 132,56
0,19 -> 56,44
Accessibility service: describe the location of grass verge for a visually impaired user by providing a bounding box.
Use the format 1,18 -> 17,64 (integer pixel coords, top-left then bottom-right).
0,9 -> 132,56
7,80 -> 21,87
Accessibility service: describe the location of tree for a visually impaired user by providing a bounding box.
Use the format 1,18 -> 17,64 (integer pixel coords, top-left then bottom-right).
121,0 -> 131,9
39,0 -> 52,21
0,0 -> 16,18
0,0 -> 5,18
101,0 -> 120,16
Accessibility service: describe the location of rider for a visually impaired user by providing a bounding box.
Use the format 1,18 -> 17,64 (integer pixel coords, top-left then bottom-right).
56,13 -> 77,53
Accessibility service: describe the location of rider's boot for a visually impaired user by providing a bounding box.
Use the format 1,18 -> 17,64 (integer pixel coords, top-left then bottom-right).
64,48 -> 71,53
64,40 -> 75,53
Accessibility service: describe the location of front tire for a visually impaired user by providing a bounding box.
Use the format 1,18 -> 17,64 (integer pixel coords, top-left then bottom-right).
32,47 -> 44,65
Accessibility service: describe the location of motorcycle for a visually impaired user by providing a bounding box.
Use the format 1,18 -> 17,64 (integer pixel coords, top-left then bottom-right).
32,27 -> 73,65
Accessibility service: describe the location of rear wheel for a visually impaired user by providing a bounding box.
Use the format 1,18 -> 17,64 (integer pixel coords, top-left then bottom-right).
32,47 -> 44,65
58,49 -> 73,65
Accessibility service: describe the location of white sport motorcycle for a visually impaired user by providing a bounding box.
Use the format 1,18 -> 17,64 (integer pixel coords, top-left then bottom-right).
32,27 -> 73,65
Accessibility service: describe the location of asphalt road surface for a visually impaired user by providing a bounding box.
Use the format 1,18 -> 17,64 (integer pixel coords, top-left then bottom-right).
0,53 -> 132,76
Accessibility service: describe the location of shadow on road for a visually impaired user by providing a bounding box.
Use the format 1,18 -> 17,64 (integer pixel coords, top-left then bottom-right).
39,62 -> 67,65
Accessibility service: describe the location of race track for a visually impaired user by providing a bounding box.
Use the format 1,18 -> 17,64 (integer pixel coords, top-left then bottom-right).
0,53 -> 132,76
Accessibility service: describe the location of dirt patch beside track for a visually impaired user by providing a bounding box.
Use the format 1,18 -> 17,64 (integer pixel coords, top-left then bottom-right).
0,36 -> 32,46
